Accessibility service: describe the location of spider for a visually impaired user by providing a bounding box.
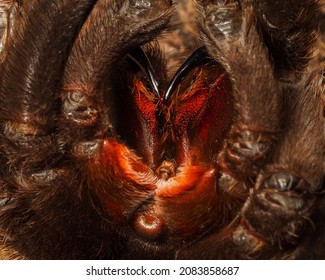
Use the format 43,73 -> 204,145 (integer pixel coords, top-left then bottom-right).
0,0 -> 323,260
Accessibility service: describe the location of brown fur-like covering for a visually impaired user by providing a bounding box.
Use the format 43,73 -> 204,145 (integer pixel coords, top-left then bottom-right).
0,0 -> 324,260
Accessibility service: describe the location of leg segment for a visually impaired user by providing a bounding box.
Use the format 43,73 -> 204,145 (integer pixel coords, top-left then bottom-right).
0,0 -> 106,259
196,0 -> 282,196
0,0 -> 21,55
0,0 -> 97,168
254,0 -> 320,80
235,71 -> 324,257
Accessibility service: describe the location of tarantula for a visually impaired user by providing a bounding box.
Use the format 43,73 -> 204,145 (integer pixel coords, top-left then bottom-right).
0,0 -> 323,259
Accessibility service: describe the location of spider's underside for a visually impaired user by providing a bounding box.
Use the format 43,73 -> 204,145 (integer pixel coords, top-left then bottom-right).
0,0 -> 324,259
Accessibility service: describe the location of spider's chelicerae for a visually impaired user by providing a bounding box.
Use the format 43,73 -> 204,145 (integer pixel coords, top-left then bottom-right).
0,0 -> 324,259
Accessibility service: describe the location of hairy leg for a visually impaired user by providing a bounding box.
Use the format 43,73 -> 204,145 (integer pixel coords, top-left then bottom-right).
0,0 -> 173,259
177,0 -> 323,259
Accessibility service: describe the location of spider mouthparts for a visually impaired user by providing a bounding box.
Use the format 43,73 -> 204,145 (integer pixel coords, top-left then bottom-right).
156,160 -> 176,180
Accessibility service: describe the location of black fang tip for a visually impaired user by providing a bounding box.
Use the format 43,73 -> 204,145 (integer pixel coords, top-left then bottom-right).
128,47 -> 160,97
164,46 -> 213,102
